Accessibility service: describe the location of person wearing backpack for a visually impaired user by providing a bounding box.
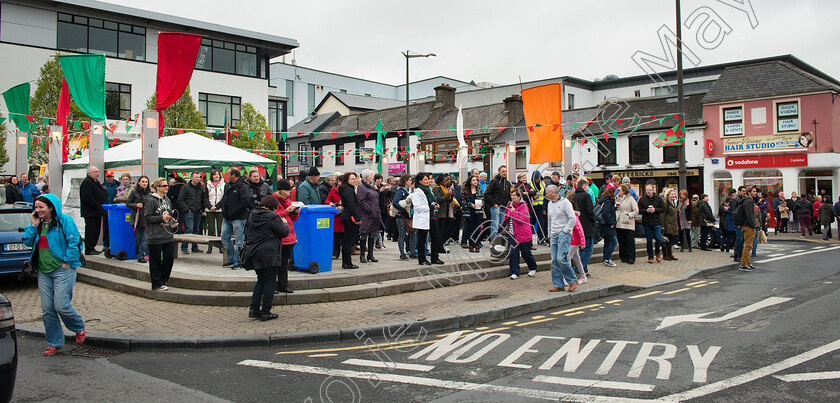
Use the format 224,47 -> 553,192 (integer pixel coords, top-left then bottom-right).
637,184 -> 665,264
598,187 -> 618,267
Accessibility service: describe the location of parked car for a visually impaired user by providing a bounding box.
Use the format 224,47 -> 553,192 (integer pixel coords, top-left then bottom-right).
0,293 -> 17,403
0,203 -> 33,279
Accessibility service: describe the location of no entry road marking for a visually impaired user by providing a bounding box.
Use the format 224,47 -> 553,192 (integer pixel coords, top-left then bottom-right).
342,358 -> 435,372
534,375 -> 655,392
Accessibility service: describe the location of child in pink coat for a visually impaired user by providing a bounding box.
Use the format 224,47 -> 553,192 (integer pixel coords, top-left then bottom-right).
569,209 -> 588,283
504,189 -> 538,279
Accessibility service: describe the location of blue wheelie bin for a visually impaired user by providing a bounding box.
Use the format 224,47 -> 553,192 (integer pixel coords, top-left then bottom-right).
293,205 -> 339,274
102,204 -> 137,260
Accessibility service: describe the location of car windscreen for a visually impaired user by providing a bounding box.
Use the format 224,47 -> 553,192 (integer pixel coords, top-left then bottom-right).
0,210 -> 30,231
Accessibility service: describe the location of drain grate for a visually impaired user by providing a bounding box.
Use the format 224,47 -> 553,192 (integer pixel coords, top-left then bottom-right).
68,346 -> 125,358
465,294 -> 497,301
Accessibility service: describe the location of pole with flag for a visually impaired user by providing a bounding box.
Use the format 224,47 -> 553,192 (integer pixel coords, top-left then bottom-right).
375,119 -> 384,174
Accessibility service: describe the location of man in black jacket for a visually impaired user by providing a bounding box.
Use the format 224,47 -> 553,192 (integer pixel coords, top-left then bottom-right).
735,186 -> 759,271
220,168 -> 252,268
80,166 -> 108,255
570,178 -> 597,275
697,193 -> 715,251
318,174 -> 335,205
484,165 -> 511,236
637,184 -> 665,263
178,172 -> 213,254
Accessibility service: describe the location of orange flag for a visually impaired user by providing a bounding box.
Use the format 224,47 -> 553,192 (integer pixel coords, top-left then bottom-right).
521,83 -> 563,164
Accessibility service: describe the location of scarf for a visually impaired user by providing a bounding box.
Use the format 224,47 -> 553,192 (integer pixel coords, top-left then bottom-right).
418,183 -> 436,204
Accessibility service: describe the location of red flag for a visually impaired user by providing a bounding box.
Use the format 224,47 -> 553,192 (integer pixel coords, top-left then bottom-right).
82,122 -> 90,130
154,33 -> 202,137
364,132 -> 371,139
57,78 -> 70,162
264,132 -> 272,141
176,129 -> 184,134
465,129 -> 472,136
331,132 -> 338,138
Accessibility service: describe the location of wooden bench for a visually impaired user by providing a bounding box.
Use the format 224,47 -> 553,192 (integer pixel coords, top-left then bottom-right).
172,234 -> 227,262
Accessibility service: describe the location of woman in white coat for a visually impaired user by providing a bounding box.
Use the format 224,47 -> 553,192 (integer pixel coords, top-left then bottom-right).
616,183 -> 640,264
413,172 -> 444,266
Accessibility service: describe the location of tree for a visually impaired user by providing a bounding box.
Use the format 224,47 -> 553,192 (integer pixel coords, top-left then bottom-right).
29,55 -> 88,164
232,102 -> 280,165
0,112 -> 9,168
144,84 -> 207,136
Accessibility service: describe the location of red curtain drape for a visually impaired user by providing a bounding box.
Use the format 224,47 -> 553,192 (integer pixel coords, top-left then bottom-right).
57,78 -> 70,163
154,32 -> 202,136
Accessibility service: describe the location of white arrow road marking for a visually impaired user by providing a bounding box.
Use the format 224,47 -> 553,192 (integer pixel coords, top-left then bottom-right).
656,297 -> 793,331
533,375 -> 655,392
237,359 -> 651,402
773,371 -> 840,382
342,358 -> 435,372
756,245 -> 840,263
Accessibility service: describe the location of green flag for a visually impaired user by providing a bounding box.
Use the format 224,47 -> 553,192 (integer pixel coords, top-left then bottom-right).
2,82 -> 31,132
375,119 -> 384,174
58,54 -> 106,121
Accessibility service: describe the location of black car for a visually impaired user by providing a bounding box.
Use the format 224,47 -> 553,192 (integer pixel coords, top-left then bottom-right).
0,293 -> 17,402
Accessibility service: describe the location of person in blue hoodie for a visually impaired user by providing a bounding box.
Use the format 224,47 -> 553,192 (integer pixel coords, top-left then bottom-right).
22,194 -> 86,356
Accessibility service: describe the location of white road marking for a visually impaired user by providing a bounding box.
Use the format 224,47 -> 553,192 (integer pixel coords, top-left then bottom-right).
662,339 -> 840,401
792,249 -> 806,253
767,253 -> 784,257
755,246 -> 840,263
237,359 -> 650,402
812,246 -> 827,250
533,375 -> 655,392
656,297 -> 793,331
773,371 -> 840,382
342,358 -> 435,372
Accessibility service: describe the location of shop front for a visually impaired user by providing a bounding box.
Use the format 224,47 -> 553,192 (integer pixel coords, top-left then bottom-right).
599,168 -> 703,196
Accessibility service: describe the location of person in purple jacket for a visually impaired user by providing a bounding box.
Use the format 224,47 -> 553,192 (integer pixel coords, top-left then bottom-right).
505,188 -> 538,279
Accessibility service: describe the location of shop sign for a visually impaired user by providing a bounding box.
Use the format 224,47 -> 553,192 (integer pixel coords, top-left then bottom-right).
606,169 -> 699,179
722,134 -> 800,154
725,154 -> 808,169
777,103 -> 798,116
388,162 -> 406,174
724,108 -> 743,121
778,118 -> 799,132
724,123 -> 743,135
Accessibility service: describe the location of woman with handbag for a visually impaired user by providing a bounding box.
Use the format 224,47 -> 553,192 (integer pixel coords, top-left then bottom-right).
243,195 -> 289,321
392,174 -> 417,260
432,174 -> 455,253
616,184 -> 638,264
463,175 -> 484,253
23,194 -> 86,356
145,178 -> 179,291
271,179 -> 298,293
414,172 -> 444,266
339,172 -> 361,270
125,175 -> 151,263
324,174 -> 345,260
661,188 -> 680,261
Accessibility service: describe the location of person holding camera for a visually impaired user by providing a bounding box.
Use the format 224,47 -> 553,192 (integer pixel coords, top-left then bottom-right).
144,178 -> 179,291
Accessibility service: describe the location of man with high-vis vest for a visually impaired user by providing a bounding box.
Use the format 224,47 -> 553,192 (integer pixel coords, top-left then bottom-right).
531,170 -> 548,245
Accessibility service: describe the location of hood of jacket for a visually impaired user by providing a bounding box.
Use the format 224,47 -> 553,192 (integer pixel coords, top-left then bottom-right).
249,207 -> 277,225
40,193 -> 64,216
531,170 -> 541,184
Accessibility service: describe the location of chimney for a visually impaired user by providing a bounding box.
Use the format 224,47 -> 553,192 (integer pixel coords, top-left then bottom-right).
434,84 -> 456,109
503,95 -> 524,125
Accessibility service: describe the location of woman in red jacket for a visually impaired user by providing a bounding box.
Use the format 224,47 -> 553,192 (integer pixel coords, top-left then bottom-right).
271,179 -> 298,294
324,174 -> 345,260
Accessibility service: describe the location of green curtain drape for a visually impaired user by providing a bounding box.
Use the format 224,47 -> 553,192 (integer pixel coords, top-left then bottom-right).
58,54 -> 106,121
2,82 -> 31,132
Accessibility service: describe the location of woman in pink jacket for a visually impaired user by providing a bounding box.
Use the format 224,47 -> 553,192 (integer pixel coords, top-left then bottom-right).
568,204 -> 588,283
504,188 -> 538,279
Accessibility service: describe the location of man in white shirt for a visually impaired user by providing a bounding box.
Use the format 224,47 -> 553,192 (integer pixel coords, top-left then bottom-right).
546,185 -> 578,292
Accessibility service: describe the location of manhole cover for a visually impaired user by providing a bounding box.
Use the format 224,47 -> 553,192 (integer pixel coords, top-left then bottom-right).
465,294 -> 497,301
68,346 -> 124,358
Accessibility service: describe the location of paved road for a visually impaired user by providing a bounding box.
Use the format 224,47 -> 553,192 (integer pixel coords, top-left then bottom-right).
11,240 -> 840,402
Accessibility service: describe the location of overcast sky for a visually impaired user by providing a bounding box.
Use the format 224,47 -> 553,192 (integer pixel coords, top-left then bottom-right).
102,0 -> 840,86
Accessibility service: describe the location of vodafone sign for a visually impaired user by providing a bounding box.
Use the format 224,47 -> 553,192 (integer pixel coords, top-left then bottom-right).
725,154 -> 808,169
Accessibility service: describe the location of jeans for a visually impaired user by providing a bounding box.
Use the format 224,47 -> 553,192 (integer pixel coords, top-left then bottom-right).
580,237 -> 594,273
182,212 -> 202,251
752,228 -> 759,257
644,225 -> 662,259
134,225 -> 148,257
550,232 -> 578,287
733,228 -> 744,259
602,235 -> 617,262
490,206 -> 501,235
221,218 -> 246,265
823,224 -> 833,240
148,242 -> 174,289
396,218 -> 417,256
508,237 -> 537,276
251,266 -> 278,314
38,267 -> 85,348
741,227 -> 756,266
690,226 -> 700,248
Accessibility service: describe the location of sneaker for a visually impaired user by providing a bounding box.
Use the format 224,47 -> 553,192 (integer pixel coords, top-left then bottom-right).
182,249 -> 190,254
528,270 -> 536,277
75,330 -> 86,344
603,260 -> 617,267
578,276 -> 588,284
222,261 -> 235,267
43,346 -> 62,356
157,285 -> 169,291
399,254 -> 409,260
748,265 -> 757,271
231,265 -> 242,270
510,274 -> 519,280
738,265 -> 754,272
137,257 -> 147,263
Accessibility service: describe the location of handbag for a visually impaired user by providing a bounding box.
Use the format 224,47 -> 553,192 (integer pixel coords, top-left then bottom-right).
759,229 -> 768,244
404,218 -> 415,233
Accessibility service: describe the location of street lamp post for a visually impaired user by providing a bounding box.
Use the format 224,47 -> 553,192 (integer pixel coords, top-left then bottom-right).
403,50 -> 435,174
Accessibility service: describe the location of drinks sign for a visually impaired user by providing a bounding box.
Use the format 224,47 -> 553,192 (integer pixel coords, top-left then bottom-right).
722,134 -> 801,154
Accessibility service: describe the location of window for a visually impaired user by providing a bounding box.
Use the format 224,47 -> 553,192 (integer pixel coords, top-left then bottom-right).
308,84 -> 316,114
634,90 -> 641,97
567,93 -> 575,110
313,145 -> 323,167
776,101 -> 799,132
722,106 -> 743,136
57,13 -> 145,60
298,143 -> 308,166
105,82 -> 131,119
285,80 -> 295,116
198,93 -> 241,127
654,80 -> 715,95
268,99 -> 285,133
194,38 -> 259,77
515,146 -> 527,169
335,143 -> 344,165
597,138 -> 617,166
433,141 -> 457,162
340,89 -> 347,93
663,145 -> 679,163
355,141 -> 364,164
629,136 -> 649,164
